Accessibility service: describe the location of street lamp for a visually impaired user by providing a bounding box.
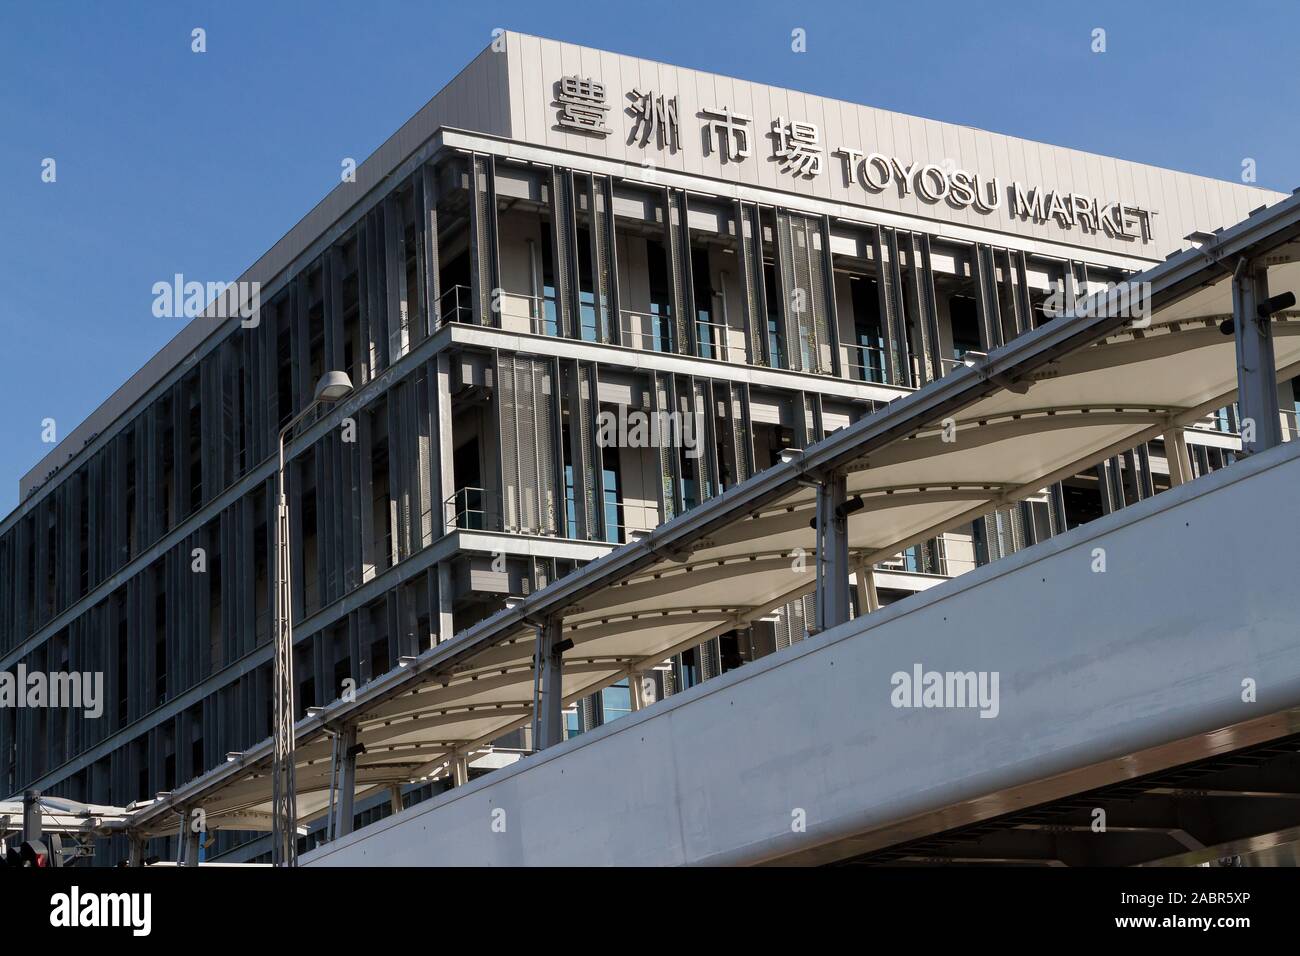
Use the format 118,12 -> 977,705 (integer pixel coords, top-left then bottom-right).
271,370 -> 353,867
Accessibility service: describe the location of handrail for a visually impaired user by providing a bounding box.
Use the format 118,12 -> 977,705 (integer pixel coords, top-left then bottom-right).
693,316 -> 731,361
619,307 -> 674,353
435,284 -> 474,327
497,289 -> 559,336
844,343 -> 888,384
444,486 -> 501,531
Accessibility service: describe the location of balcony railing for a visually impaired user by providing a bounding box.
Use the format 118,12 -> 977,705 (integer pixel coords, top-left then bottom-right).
497,290 -> 558,336
693,317 -> 731,362
844,344 -> 887,384
445,486 -> 500,531
619,308 -> 674,353
436,284 -> 474,327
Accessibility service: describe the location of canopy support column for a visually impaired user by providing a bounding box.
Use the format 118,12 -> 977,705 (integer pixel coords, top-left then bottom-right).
855,564 -> 880,616
628,668 -> 644,712
814,472 -> 852,633
536,617 -> 568,750
1165,426 -> 1192,487
334,723 -> 358,838
180,818 -> 201,867
1231,260 -> 1283,455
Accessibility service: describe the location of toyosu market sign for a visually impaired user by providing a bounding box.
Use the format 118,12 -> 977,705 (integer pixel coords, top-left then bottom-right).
551,74 -> 1158,244
833,151 -> 1156,244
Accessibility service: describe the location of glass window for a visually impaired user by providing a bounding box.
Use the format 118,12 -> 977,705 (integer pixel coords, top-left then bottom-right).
601,680 -> 632,724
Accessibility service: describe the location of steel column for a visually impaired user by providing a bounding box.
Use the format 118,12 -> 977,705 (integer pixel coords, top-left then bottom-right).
1165,427 -> 1192,487
536,617 -> 566,750
335,722 -> 358,838
1231,261 -> 1283,455
814,473 -> 851,632
855,564 -> 880,616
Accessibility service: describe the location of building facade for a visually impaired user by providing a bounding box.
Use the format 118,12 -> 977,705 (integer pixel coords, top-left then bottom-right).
1,33 -> 1292,863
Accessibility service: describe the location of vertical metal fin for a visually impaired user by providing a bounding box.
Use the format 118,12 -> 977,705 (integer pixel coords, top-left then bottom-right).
875,227 -> 910,387
736,202 -> 766,366
549,168 -> 579,338
469,153 -> 501,327
665,189 -> 694,355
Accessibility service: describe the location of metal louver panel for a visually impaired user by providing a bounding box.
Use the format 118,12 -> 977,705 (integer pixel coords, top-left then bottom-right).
693,380 -> 716,501
469,154 -> 500,327
1049,482 -> 1067,536
421,164 -> 441,335
497,354 -> 519,532
414,365 -> 433,549
1071,260 -> 1090,312
549,168 -> 579,338
732,382 -> 752,482
975,243 -> 1003,351
590,175 -> 619,344
805,217 -> 833,374
366,208 -> 389,371
736,202 -> 768,365
698,638 -> 720,680
385,193 -> 409,362
394,382 -> 415,561
778,212 -> 834,374
517,365 -> 541,534
498,355 -> 559,537
1010,249 -> 1033,337
775,210 -> 826,374
911,233 -> 942,385
536,364 -> 558,537
665,189 -> 693,355
577,363 -> 599,538
875,227 -> 911,387
654,373 -> 678,521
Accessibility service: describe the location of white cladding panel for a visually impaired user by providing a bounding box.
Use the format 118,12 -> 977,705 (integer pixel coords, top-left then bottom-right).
503,33 -> 1279,261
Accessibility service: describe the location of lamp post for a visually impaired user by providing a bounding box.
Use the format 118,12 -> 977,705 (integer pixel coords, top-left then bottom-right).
272,370 -> 353,867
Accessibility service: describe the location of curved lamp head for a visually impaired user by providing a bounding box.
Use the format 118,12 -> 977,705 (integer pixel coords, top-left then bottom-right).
313,370 -> 353,403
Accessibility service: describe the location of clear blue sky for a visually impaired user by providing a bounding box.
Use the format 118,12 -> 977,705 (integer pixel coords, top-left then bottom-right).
1,0 -> 1297,515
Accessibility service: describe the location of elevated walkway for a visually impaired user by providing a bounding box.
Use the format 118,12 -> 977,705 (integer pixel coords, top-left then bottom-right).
304,438 -> 1300,866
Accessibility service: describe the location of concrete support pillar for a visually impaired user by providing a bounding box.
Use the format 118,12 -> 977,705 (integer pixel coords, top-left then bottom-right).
434,353 -> 456,538
452,755 -> 469,788
436,561 -> 454,644
1165,427 -> 1192,487
855,565 -> 880,616
628,669 -> 644,712
335,723 -> 358,838
1231,262 -> 1282,455
536,618 -> 566,750
21,790 -> 40,843
181,821 -> 201,867
127,835 -> 145,867
389,785 -> 404,815
814,473 -> 851,633
1096,458 -> 1120,515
